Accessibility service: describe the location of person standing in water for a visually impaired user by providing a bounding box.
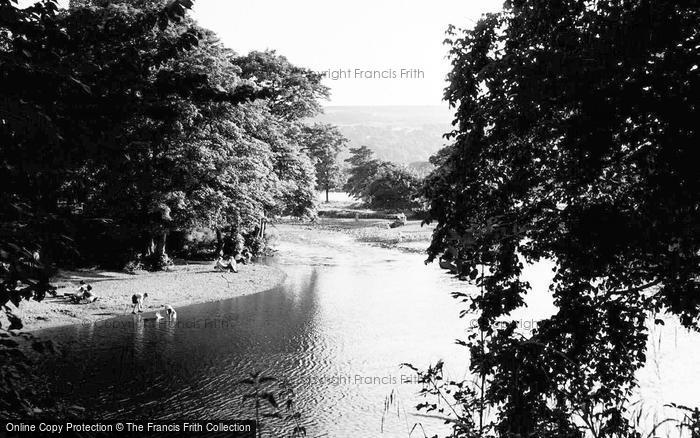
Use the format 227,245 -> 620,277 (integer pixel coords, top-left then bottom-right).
131,292 -> 148,314
164,304 -> 177,319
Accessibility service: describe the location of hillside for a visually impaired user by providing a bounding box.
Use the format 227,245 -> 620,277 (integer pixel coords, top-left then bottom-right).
314,105 -> 454,164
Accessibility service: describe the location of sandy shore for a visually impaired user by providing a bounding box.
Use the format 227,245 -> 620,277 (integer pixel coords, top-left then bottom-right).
13,261 -> 285,332
14,212 -> 426,332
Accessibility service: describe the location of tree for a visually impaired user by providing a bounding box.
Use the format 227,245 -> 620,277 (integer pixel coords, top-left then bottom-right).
343,146 -> 382,200
3,0 -> 333,272
365,164 -> 421,210
344,146 -> 422,210
423,0 -> 698,435
232,50 -> 329,122
234,51 -> 331,219
56,3 -> 266,268
301,123 -> 348,202
1,0 -> 203,291
0,0 -> 201,417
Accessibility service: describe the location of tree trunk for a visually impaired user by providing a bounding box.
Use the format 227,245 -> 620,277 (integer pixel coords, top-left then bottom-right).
144,230 -> 169,270
215,228 -> 223,256
155,230 -> 168,259
146,236 -> 156,256
325,187 -> 330,203
258,217 -> 266,239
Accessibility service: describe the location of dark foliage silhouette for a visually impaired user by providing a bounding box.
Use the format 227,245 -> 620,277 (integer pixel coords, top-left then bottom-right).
423,0 -> 698,435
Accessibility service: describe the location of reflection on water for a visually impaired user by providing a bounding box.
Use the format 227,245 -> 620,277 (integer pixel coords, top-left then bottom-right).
38,231 -> 468,436
36,229 -> 700,437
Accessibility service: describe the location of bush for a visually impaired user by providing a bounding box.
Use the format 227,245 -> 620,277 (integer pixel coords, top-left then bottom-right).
366,165 -> 422,210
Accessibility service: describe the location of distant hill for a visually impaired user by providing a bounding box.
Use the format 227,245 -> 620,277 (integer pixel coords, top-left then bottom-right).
313,105 -> 454,164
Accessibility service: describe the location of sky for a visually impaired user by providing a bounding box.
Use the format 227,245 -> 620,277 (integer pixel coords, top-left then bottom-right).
47,0 -> 504,106
191,0 -> 504,106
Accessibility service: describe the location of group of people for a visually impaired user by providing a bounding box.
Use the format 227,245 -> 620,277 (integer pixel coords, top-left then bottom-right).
214,248 -> 253,273
65,246 -> 254,320
130,292 -> 176,319
67,281 -> 176,319
68,280 -> 98,304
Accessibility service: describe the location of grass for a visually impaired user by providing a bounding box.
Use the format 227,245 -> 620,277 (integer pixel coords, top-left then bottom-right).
304,218 -> 434,254
301,192 -> 436,254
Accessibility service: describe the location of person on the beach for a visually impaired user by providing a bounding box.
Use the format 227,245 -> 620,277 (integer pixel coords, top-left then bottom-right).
215,255 -> 238,273
227,254 -> 239,272
215,256 -> 226,271
239,248 -> 252,265
71,281 -> 94,303
77,280 -> 91,295
131,292 -> 148,313
165,304 -> 177,319
80,286 -> 98,303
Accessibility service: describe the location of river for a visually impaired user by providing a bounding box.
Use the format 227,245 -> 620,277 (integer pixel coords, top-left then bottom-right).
36,224 -> 700,437
37,225 -> 470,437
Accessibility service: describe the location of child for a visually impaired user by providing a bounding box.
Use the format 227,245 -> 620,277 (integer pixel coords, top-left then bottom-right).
214,255 -> 238,273
80,286 -> 98,304
164,304 -> 177,319
131,292 -> 148,314
71,281 -> 94,303
239,248 -> 253,265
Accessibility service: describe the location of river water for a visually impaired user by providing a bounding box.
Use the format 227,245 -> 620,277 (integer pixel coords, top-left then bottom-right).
36,225 -> 700,437
37,227 -> 470,437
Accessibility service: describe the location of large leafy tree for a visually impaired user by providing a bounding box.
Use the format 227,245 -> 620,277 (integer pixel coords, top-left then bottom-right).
67,12 -> 267,266
3,0 -> 334,275
0,0 -> 207,417
301,123 -> 348,202
344,146 -> 421,210
233,50 -> 329,121
1,0 -> 209,313
423,0 -> 698,435
233,50 -> 330,218
343,146 -> 382,200
60,3 -> 268,268
365,164 -> 421,210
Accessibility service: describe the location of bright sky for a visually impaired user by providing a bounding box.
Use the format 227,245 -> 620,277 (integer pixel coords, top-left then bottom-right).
46,0 -> 504,105
191,0 -> 503,106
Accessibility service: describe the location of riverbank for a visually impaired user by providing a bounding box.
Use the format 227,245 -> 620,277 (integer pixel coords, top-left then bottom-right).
14,261 -> 285,332
291,192 -> 436,254
275,218 -> 434,254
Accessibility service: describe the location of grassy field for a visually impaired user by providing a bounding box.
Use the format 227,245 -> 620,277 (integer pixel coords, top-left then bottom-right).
290,192 -> 436,254
309,217 -> 434,253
